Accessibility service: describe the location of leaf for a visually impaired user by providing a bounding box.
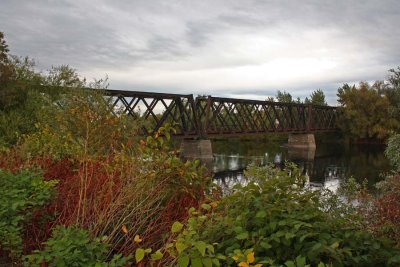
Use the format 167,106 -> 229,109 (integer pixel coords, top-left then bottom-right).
254,265 -> 263,267
296,255 -> 306,267
194,241 -> 206,256
236,232 -> 249,240
238,262 -> 250,267
178,255 -> 189,267
135,248 -> 145,263
134,234 -> 142,243
121,225 -> 128,234
202,258 -> 213,267
172,221 -> 183,233
201,203 -> 211,211
285,261 -> 296,267
256,211 -> 266,218
330,242 -> 339,249
260,241 -> 272,249
247,252 -> 255,263
150,250 -> 163,261
191,257 -> 203,267
317,262 -> 325,267
176,242 -> 187,253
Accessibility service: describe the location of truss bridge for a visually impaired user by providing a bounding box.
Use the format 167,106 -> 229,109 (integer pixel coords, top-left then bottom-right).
105,89 -> 337,139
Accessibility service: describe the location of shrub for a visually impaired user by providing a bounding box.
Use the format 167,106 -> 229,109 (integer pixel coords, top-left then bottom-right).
385,134 -> 400,171
20,87 -> 139,160
170,164 -> 400,266
24,226 -> 132,267
366,174 -> 400,247
0,170 -> 57,260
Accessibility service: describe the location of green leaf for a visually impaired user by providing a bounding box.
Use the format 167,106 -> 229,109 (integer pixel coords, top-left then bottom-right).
260,241 -> 272,249
135,248 -> 145,263
285,260 -> 296,267
317,262 -> 325,267
201,203 -> 211,211
202,258 -> 213,267
176,242 -> 187,253
191,257 -> 203,267
206,244 -> 214,254
256,211 -> 266,218
178,255 -> 189,267
296,255 -> 306,267
236,232 -> 249,240
150,249 -> 163,260
172,221 -> 183,233
330,242 -> 339,249
194,241 -> 206,256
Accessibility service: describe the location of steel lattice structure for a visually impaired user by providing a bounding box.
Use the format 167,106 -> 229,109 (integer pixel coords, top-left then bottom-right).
104,90 -> 337,138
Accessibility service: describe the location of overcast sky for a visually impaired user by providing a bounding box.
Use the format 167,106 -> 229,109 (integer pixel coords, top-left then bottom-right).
1,0 -> 400,104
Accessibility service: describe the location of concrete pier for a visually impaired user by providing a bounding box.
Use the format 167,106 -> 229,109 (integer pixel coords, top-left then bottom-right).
288,134 -> 316,149
180,139 -> 213,161
288,147 -> 316,161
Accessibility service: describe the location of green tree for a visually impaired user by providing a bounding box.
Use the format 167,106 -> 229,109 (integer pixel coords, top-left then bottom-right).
337,82 -> 399,140
276,90 -> 293,103
0,32 -> 15,85
382,67 -> 400,120
305,89 -> 327,106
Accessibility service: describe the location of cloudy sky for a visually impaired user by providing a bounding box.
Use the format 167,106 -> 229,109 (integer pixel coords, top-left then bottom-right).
1,0 -> 400,104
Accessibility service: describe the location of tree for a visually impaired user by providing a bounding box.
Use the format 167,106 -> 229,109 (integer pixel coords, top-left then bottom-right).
0,32 -> 15,85
336,82 -> 399,140
266,96 -> 275,102
305,89 -> 327,106
382,67 -> 400,121
276,90 -> 293,103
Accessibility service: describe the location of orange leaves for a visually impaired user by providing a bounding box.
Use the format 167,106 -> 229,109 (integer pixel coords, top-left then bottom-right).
121,224 -> 128,234
233,250 -> 262,267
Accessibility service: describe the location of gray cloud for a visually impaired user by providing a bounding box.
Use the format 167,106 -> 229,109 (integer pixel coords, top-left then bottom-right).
1,0 -> 400,104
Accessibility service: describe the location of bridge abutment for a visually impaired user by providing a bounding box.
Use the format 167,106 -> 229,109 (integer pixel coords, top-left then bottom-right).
288,133 -> 316,149
180,139 -> 213,162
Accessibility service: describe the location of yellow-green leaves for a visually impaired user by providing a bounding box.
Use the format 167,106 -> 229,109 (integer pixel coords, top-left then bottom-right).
135,248 -> 152,263
135,248 -> 145,263
172,221 -> 184,233
178,255 -> 189,267
150,249 -> 163,261
176,242 -> 187,253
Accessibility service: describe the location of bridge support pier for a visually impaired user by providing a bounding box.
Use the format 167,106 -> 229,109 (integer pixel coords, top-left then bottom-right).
180,139 -> 213,162
288,134 -> 316,149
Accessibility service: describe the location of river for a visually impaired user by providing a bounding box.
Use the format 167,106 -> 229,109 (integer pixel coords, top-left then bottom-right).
211,137 -> 392,192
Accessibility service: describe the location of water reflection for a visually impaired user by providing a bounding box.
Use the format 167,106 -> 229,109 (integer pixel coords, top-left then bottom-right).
212,138 -> 391,193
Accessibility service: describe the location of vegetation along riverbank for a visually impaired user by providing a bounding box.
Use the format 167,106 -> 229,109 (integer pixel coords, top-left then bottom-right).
1,32 -> 400,266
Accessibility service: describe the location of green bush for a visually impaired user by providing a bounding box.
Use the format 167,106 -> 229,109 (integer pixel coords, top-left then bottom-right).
0,170 -> 57,259
385,134 -> 400,170
24,226 -> 132,267
172,164 -> 400,266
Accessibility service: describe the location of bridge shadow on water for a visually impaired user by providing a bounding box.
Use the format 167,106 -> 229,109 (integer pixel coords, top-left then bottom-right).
210,138 -> 391,194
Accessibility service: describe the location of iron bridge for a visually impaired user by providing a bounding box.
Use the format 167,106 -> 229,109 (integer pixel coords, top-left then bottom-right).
104,89 -> 337,139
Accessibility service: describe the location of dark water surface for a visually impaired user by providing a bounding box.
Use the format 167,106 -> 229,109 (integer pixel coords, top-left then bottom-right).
211,137 -> 392,191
